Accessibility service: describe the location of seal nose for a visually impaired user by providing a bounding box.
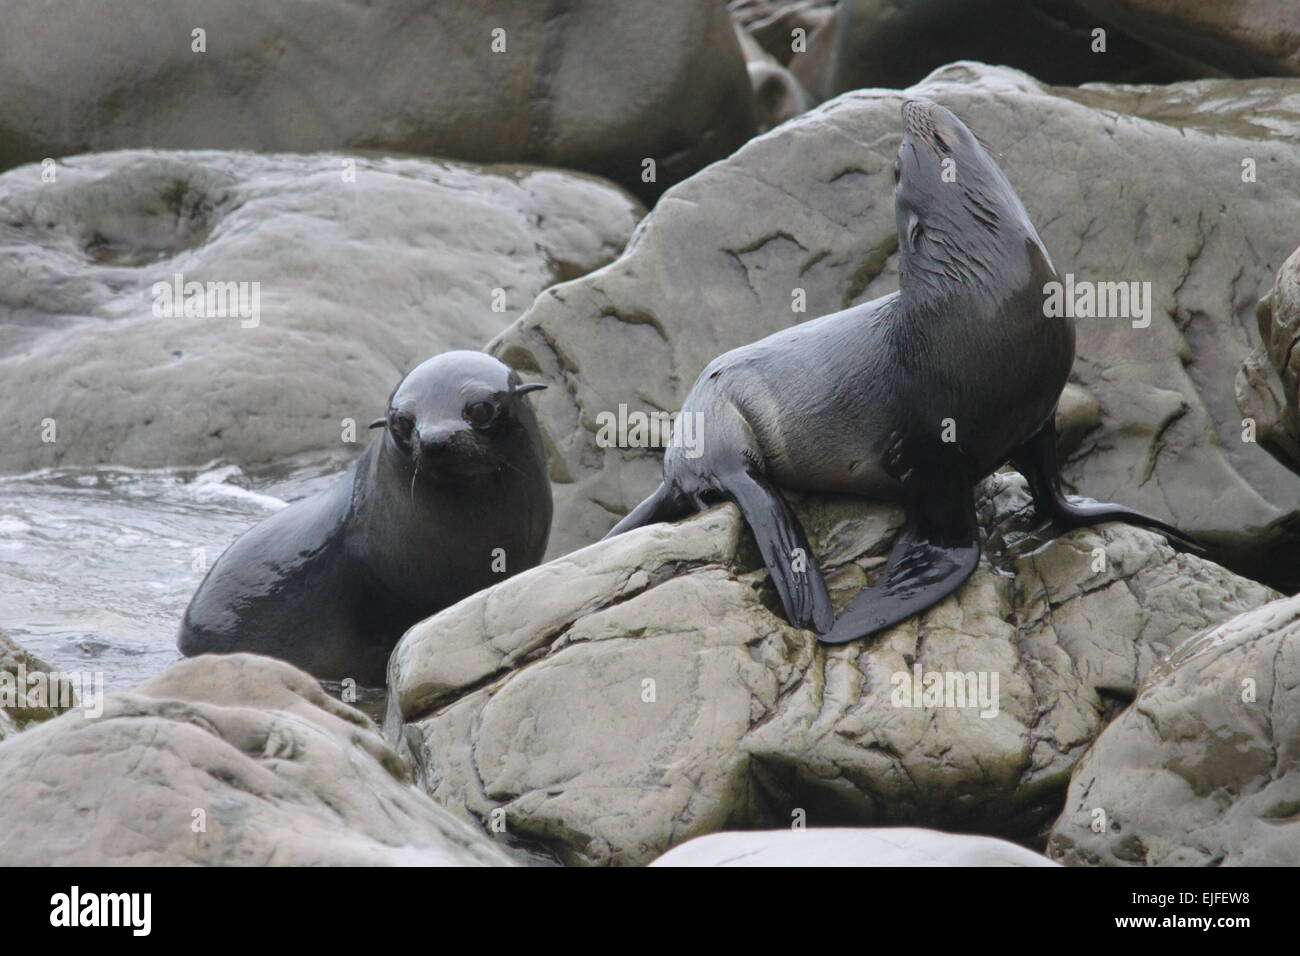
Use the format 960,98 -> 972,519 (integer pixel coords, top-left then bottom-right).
417,423 -> 475,461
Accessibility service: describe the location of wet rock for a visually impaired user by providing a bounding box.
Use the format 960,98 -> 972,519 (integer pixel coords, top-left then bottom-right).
1048,593 -> 1300,866
385,474 -> 1275,866
0,0 -> 756,201
0,150 -> 641,472
0,654 -> 515,865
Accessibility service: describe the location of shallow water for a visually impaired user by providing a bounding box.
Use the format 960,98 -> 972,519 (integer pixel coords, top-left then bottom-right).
0,456 -> 349,691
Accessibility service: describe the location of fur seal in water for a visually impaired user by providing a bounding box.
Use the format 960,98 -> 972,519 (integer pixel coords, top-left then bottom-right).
606,98 -> 1195,644
178,350 -> 551,683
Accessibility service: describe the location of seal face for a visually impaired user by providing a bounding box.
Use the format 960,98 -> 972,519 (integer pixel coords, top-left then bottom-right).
606,99 -> 1195,643
177,350 -> 552,683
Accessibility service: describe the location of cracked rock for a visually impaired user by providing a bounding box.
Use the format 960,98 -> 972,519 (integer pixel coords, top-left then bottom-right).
1047,592 -> 1300,867
0,653 -> 515,865
384,474 -> 1274,866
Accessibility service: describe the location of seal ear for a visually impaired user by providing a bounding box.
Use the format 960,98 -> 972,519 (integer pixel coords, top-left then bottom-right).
368,417 -> 386,429
512,383 -> 547,397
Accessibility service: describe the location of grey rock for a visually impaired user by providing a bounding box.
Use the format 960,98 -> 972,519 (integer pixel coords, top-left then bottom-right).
0,150 -> 641,472
828,0 -> 1209,94
651,826 -> 1059,866
490,62 -> 1300,590
0,653 -> 515,865
0,0 -> 756,201
1077,0 -> 1300,77
1047,592 -> 1300,866
1237,245 -> 1300,475
385,474 -> 1275,866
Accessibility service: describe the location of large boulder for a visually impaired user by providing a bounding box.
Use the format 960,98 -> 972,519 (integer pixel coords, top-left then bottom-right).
651,827 -> 1058,866
0,654 -> 514,865
826,0 -> 1208,95
1048,593 -> 1300,866
0,150 -> 641,472
0,0 -> 756,201
384,474 -> 1275,866
1237,246 -> 1300,475
490,62 -> 1300,591
1077,0 -> 1300,77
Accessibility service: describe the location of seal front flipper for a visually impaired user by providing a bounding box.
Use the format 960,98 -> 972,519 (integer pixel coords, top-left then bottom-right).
716,466 -> 834,633
604,482 -> 693,538
1010,416 -> 1203,551
820,484 -> 980,645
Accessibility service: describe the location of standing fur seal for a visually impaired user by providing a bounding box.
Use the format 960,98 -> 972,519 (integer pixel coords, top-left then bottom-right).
606,98 -> 1194,644
178,350 -> 551,683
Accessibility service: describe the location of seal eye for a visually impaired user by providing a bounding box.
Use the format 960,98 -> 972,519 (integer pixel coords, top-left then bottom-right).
465,401 -> 498,430
389,411 -> 415,449
893,159 -> 901,184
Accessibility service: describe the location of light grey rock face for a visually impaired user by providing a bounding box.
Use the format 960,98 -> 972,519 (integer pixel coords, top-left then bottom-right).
0,150 -> 641,472
1238,246 -> 1300,476
0,654 -> 515,865
1077,0 -> 1300,77
385,474 -> 1275,867
490,63 -> 1300,591
0,0 -> 755,202
0,630 -> 77,738
1048,593 -> 1300,867
650,826 -> 1059,867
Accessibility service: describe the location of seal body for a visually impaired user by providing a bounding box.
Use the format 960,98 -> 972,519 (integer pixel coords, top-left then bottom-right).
607,99 -> 1193,642
178,350 -> 551,683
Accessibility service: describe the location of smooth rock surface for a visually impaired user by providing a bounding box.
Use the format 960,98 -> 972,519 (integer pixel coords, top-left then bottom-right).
0,150 -> 641,472
490,62 -> 1300,590
1078,0 -> 1300,77
0,0 -> 756,201
386,473 -> 1275,866
1048,593 -> 1300,866
827,0 -> 1207,94
1237,245 -> 1300,475
651,826 -> 1059,866
0,654 -> 515,865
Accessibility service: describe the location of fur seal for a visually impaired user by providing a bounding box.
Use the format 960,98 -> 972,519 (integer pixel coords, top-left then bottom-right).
606,98 -> 1195,644
178,350 -> 551,683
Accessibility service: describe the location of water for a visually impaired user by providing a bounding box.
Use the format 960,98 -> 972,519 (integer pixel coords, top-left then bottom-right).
0,456 -> 351,692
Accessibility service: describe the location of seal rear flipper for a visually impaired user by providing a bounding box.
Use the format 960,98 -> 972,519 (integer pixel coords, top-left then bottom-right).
717,467 -> 834,633
604,482 -> 693,538
820,487 -> 980,645
1011,417 -> 1204,552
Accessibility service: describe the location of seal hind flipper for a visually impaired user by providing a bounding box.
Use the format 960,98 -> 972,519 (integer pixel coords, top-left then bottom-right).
820,484 -> 980,645
1011,417 -> 1203,551
717,467 -> 834,633
604,482 -> 693,537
